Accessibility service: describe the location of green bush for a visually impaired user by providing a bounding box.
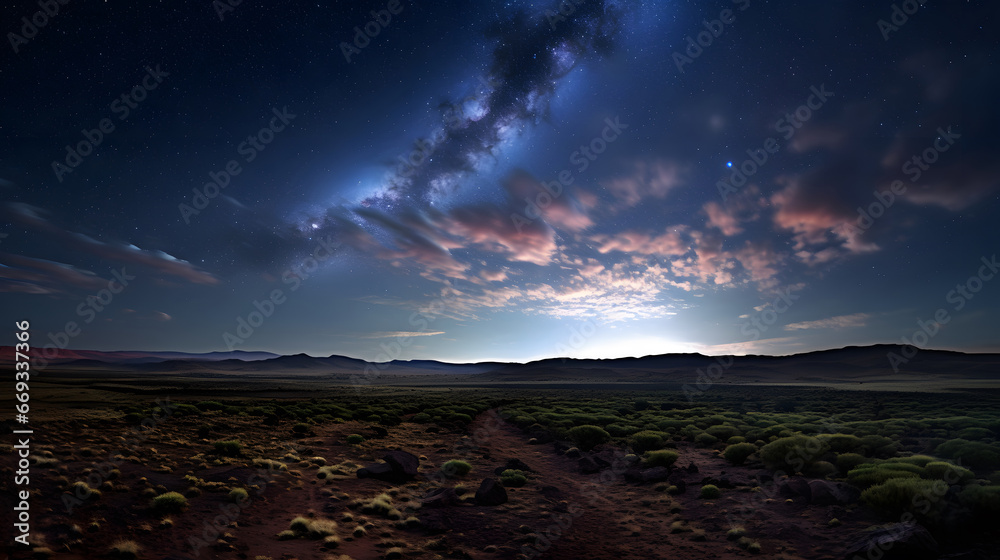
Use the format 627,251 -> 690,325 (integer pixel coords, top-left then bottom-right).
567,425 -> 611,451
923,461 -> 974,484
699,484 -> 721,499
152,492 -> 188,513
694,432 -> 719,447
861,478 -> 947,520
722,443 -> 757,465
805,460 -> 838,479
630,430 -> 666,454
346,434 -> 365,445
817,434 -> 864,454
500,469 -> 527,487
958,485 -> 1000,516
228,488 -> 249,504
848,465 -> 921,489
935,439 -> 1000,469
758,436 -> 828,473
195,401 -> 225,411
411,413 -> 432,423
836,453 -> 869,473
213,440 -> 243,456
292,423 -> 311,434
441,460 -> 472,477
644,450 -> 679,468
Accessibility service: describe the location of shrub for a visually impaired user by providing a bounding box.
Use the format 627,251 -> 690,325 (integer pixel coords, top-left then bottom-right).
109,540 -> 141,559
923,461 -> 975,484
441,460 -> 472,477
630,430 -> 666,454
229,488 -> 250,504
500,469 -> 528,487
758,436 -> 828,473
694,432 -> 719,447
292,423 -> 311,434
817,434 -> 864,454
726,526 -> 746,540
213,440 -> 243,456
935,439 -> 1000,469
69,481 -> 101,500
411,413 -> 432,423
644,450 -> 679,468
804,460 -> 839,479
861,478 -> 948,521
958,485 -> 1000,516
346,434 -> 365,445
836,453 -> 869,473
848,465 -> 921,489
152,492 -> 188,514
567,425 -> 611,451
699,484 -> 721,499
722,443 -> 757,465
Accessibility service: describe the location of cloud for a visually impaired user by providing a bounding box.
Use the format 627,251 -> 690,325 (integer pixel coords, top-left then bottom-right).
360,331 -> 446,339
591,227 -> 688,257
704,201 -> 743,236
784,312 -> 870,331
6,202 -> 219,287
0,253 -> 109,294
603,160 -> 683,209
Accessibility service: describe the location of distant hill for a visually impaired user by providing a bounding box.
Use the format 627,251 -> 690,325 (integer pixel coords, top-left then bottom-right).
4,344 -> 998,389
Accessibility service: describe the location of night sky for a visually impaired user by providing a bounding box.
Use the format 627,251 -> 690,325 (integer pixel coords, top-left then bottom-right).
2,0 -> 999,362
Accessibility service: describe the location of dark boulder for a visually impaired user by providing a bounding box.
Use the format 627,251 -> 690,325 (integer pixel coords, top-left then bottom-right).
356,462 -> 394,480
843,522 -> 938,560
808,479 -> 861,505
382,450 -> 419,479
475,478 -> 508,506
422,487 -> 461,508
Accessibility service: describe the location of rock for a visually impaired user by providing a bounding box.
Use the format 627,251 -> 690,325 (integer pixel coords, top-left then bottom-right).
368,426 -> 389,438
672,479 -> 687,494
578,456 -> 601,474
808,479 -> 861,505
475,478 -> 508,506
563,447 -> 581,458
754,470 -> 774,485
422,487 -> 461,508
700,476 -> 736,489
356,462 -> 394,480
382,450 -> 419,479
639,467 -> 670,483
539,486 -> 563,501
778,477 -> 812,500
494,458 -> 533,475
685,462 -> 699,474
843,522 -> 938,560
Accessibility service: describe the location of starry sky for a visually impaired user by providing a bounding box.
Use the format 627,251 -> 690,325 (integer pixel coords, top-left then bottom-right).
2,0 -> 999,362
